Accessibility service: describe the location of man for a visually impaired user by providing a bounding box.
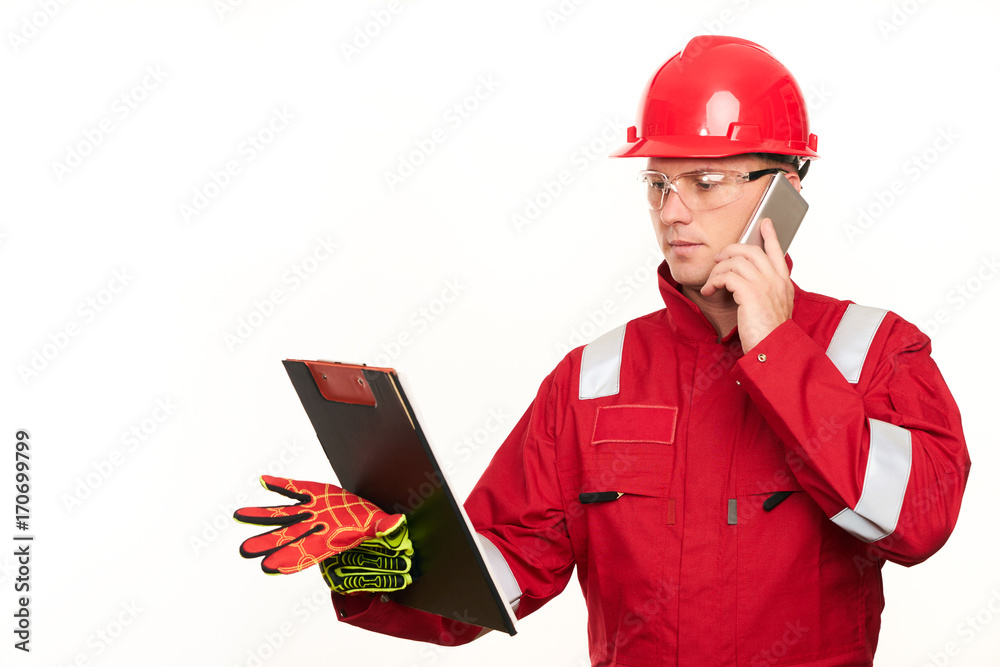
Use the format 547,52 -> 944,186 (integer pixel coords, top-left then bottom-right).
237,35 -> 970,666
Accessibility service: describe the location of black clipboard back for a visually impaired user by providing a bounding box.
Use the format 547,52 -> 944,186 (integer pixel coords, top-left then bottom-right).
283,359 -> 517,636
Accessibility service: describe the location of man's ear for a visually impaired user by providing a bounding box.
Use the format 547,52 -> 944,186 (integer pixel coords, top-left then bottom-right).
783,170 -> 802,192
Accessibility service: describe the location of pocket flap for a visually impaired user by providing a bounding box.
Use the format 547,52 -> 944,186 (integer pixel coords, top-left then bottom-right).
576,464 -> 671,499
738,468 -> 804,495
591,405 -> 678,446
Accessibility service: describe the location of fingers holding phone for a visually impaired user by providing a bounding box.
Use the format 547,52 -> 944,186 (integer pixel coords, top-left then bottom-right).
738,173 -> 809,255
702,218 -> 795,352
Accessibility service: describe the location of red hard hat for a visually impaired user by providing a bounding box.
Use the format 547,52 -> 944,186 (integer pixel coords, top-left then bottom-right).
610,35 -> 819,160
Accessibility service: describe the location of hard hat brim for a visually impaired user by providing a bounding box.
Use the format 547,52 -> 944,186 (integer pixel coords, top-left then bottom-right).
609,136 -> 820,160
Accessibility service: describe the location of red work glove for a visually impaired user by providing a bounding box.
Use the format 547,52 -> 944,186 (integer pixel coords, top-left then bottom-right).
234,475 -> 406,575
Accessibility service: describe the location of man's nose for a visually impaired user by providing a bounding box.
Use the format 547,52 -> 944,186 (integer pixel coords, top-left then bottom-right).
659,186 -> 693,225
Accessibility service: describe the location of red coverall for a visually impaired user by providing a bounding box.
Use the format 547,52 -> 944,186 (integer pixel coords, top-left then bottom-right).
333,261 -> 971,667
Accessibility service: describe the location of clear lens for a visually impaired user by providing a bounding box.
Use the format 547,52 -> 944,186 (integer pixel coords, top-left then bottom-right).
639,170 -> 747,211
639,171 -> 669,210
675,172 -> 743,210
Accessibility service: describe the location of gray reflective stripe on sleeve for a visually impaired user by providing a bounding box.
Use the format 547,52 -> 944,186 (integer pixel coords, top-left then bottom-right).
825,303 -> 888,384
579,323 -> 627,400
830,418 -> 912,542
476,533 -> 521,607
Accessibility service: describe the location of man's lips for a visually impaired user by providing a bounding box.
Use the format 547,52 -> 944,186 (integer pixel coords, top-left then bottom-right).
668,240 -> 703,258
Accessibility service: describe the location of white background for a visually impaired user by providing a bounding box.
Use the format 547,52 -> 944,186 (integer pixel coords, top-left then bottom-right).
2,1 -> 998,665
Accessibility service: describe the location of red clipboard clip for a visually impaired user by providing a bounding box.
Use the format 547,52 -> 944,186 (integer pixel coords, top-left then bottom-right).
298,360 -> 382,407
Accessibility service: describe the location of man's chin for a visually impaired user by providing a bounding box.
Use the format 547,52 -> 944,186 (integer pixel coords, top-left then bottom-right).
664,261 -> 710,291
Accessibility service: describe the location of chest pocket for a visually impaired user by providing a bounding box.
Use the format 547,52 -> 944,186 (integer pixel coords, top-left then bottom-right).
558,404 -> 678,536
581,405 -> 677,495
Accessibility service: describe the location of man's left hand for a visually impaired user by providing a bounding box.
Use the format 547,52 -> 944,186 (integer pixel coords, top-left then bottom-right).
234,475 -> 409,575
700,218 -> 794,354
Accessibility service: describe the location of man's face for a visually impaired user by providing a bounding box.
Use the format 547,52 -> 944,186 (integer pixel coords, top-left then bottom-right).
646,155 -> 801,291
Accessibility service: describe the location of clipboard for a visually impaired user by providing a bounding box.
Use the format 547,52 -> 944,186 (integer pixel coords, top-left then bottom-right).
282,359 -> 518,636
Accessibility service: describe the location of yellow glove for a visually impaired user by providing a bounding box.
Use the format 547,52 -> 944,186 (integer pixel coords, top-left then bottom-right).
321,537 -> 414,595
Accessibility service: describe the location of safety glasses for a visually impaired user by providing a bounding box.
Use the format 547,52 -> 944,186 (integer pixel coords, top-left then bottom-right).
638,168 -> 786,211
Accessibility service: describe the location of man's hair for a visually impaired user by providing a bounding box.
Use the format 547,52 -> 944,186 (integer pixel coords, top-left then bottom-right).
746,152 -> 811,181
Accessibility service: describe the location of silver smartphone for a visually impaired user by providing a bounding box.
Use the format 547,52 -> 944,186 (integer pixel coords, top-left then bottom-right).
738,173 -> 808,255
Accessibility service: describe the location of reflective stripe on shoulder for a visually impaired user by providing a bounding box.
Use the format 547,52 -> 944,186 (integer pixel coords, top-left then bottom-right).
830,418 -> 913,542
579,323 -> 627,400
825,303 -> 888,384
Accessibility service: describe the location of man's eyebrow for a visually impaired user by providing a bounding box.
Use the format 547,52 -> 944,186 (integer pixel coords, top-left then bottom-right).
661,167 -> 723,178
672,166 -> 724,174
650,165 -> 730,177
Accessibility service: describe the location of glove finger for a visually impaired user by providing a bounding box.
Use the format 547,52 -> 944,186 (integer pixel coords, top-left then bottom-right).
293,523 -> 368,560
260,526 -> 332,574
374,513 -> 407,538
239,520 -> 320,558
322,557 -> 412,593
375,518 -> 409,547
258,520 -> 360,574
326,571 -> 412,595
329,548 -> 411,573
262,523 -> 376,574
331,565 -> 407,577
233,504 -> 311,526
363,526 -> 413,557
258,475 -> 315,504
351,541 -> 400,557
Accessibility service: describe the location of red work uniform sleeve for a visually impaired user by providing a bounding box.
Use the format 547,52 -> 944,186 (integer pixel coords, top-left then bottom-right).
731,315 -> 970,567
464,368 -> 576,618
332,369 -> 575,640
330,589 -> 487,646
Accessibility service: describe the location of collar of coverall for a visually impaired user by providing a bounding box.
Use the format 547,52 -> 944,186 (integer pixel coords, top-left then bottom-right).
656,254 -> 796,344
